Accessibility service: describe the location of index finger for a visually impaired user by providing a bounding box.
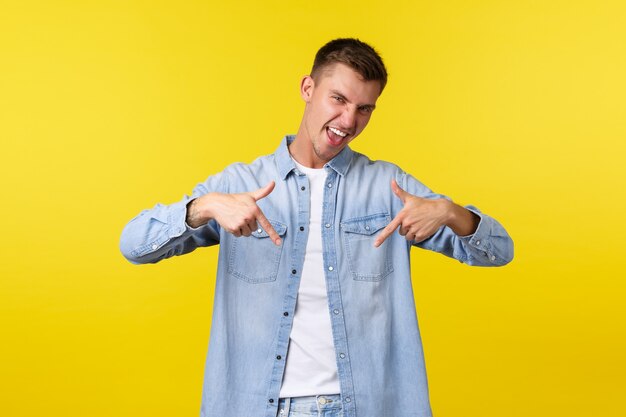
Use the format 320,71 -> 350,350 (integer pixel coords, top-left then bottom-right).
255,209 -> 282,246
374,215 -> 402,247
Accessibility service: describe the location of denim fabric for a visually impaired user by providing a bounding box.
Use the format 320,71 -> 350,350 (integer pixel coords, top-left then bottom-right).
278,395 -> 343,417
120,135 -> 514,417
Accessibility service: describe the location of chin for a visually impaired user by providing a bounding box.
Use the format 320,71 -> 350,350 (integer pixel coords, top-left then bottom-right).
312,146 -> 336,164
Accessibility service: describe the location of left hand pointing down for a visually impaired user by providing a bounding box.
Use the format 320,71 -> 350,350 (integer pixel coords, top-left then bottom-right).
374,179 -> 451,247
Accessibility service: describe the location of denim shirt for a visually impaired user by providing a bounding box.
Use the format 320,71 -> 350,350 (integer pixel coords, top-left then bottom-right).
120,136 -> 514,417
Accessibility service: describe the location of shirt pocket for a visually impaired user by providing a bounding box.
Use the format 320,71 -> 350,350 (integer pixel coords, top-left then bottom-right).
340,213 -> 394,281
227,220 -> 287,283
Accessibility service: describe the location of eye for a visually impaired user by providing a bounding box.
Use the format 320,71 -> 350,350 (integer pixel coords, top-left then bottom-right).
332,95 -> 345,103
359,106 -> 373,114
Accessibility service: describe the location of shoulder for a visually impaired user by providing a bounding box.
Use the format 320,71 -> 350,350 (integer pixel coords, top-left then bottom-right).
348,150 -> 434,197
219,152 -> 279,192
222,152 -> 276,175
349,150 -> 403,177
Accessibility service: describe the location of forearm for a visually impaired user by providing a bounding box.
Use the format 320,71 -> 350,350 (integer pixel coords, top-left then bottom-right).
120,198 -> 221,264
186,196 -> 212,228
444,201 -> 481,237
120,183 -> 226,265
119,172 -> 229,264
417,206 -> 514,266
396,170 -> 513,266
120,200 -> 190,263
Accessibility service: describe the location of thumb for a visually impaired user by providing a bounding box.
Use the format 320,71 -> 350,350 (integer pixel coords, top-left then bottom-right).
391,179 -> 409,203
250,181 -> 276,201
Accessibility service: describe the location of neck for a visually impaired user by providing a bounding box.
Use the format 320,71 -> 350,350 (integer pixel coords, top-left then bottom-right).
289,125 -> 326,169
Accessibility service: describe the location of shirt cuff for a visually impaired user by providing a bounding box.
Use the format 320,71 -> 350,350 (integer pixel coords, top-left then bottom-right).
166,200 -> 194,238
459,206 -> 498,263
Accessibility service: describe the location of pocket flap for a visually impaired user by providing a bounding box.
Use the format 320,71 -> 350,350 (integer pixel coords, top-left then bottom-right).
341,213 -> 390,236
251,220 -> 287,238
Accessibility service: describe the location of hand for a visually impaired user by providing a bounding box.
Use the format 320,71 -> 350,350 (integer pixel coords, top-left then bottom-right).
188,181 -> 282,246
374,179 -> 451,247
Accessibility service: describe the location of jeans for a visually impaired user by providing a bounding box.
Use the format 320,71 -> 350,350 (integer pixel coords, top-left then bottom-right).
277,394 -> 343,417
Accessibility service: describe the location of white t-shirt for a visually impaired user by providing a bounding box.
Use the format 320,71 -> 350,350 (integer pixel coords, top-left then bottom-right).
279,160 -> 340,398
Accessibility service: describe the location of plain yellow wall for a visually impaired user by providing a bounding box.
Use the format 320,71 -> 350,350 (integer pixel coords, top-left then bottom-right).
1,1 -> 625,416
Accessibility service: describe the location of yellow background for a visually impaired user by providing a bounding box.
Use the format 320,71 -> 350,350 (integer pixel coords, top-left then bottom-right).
1,1 -> 625,416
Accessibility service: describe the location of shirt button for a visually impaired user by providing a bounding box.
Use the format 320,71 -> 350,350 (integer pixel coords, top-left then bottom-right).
325,223 -> 331,228
300,226 -> 304,231
328,266 -> 334,271
333,309 -> 339,315
300,186 -> 306,191
151,244 -> 158,250
292,269 -> 297,275
345,397 -> 351,403
269,399 -> 274,403
365,225 -> 370,231
476,240 -> 481,245
490,255 -> 496,261
339,353 -> 346,359
283,312 -> 289,316
257,228 -> 262,233
318,397 -> 327,405
276,355 -> 282,360
327,183 -> 332,188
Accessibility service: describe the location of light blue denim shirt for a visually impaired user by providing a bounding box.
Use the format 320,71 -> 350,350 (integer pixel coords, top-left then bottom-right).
120,136 -> 513,417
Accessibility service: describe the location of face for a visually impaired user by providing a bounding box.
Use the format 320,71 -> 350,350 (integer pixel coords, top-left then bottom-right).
294,63 -> 381,168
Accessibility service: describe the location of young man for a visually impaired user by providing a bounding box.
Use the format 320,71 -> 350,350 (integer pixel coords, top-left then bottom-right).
120,38 -> 514,417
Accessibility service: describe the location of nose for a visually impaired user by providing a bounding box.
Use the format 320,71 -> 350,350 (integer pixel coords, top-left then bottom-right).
339,106 -> 357,131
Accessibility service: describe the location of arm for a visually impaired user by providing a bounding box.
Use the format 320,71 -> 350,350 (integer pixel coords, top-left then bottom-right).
416,204 -> 514,266
119,173 -> 226,265
120,174 -> 281,265
375,174 -> 514,267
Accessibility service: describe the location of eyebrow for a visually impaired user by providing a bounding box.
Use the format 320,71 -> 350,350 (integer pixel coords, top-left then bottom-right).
330,89 -> 377,111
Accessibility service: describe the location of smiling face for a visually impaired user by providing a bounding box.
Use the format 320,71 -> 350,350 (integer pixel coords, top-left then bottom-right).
290,63 -> 382,168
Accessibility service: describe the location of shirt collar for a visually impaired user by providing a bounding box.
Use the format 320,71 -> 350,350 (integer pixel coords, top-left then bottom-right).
275,135 -> 354,180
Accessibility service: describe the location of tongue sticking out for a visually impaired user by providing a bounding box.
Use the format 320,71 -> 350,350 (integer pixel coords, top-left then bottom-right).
326,127 -> 344,147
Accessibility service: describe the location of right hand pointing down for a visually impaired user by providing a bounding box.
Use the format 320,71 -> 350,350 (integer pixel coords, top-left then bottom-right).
187,181 -> 282,245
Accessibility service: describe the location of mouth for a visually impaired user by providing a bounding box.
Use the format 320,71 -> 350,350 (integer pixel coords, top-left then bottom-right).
326,126 -> 349,147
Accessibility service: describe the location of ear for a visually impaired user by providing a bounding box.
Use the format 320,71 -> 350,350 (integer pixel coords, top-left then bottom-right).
300,75 -> 314,102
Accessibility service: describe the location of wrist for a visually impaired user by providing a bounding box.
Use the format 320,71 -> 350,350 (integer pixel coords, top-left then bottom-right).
444,201 -> 480,236
441,199 -> 456,227
186,195 -> 212,228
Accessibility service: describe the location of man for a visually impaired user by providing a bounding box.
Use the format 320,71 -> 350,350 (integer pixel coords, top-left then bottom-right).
120,38 -> 513,417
